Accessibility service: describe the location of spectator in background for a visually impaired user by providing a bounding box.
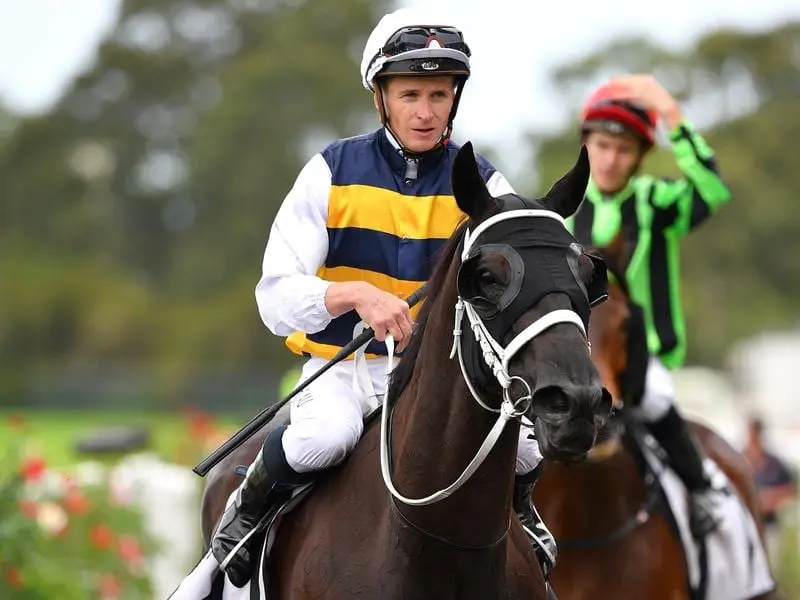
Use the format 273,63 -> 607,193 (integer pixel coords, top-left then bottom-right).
742,416 -> 798,561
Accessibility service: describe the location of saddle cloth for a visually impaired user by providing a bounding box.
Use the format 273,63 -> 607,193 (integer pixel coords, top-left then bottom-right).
167,551 -> 254,600
640,437 -> 775,600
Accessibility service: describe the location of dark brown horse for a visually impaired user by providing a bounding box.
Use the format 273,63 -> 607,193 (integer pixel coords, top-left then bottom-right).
534,236 -> 780,600
198,142 -> 613,599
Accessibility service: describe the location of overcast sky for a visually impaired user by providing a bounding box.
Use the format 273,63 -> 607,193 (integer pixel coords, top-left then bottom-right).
0,0 -> 797,170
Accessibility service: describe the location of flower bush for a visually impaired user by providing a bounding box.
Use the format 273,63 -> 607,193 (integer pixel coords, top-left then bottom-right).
0,424 -> 159,599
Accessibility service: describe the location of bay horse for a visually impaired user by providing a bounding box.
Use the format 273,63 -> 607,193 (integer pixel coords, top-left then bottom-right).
534,235 -> 780,600
197,142 -> 613,599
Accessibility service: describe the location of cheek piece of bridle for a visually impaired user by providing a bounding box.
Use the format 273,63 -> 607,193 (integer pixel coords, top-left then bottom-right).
376,206 -> 608,507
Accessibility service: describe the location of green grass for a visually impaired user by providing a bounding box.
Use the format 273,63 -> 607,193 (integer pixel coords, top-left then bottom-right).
776,520 -> 800,599
0,409 -> 242,467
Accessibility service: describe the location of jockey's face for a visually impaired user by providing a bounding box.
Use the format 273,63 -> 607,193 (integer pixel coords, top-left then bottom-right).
585,130 -> 643,194
378,75 -> 456,153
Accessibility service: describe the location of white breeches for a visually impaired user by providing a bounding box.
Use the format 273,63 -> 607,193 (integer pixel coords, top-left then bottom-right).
281,356 -> 543,476
633,355 -> 676,423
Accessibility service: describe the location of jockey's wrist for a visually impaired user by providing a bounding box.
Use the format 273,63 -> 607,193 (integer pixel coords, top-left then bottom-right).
324,281 -> 372,317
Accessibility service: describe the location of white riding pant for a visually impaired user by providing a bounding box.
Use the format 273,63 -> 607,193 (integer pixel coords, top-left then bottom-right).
281,356 -> 543,476
632,355 -> 676,423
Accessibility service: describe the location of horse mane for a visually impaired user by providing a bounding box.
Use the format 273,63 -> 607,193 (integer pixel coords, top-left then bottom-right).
386,218 -> 471,406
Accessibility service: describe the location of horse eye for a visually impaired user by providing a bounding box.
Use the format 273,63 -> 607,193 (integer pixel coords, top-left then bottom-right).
477,268 -> 498,287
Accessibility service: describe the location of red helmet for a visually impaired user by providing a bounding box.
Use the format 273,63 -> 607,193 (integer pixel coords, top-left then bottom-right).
580,82 -> 658,148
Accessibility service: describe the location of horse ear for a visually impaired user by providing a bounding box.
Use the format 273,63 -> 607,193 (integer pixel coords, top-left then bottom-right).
541,145 -> 590,218
452,141 -> 495,220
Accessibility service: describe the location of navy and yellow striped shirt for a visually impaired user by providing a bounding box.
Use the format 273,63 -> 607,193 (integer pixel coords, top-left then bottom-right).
274,128 -> 508,360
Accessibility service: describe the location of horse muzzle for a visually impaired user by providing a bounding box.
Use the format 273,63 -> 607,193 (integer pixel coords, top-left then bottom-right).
531,383 -> 611,462
535,419 -> 596,462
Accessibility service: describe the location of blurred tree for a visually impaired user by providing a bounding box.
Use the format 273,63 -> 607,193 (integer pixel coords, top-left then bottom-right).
0,103 -> 16,144
0,0 -> 387,404
4,8 -> 794,407
523,22 -> 800,366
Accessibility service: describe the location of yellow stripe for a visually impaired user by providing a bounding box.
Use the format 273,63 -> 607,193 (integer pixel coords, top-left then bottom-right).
316,266 -> 425,317
327,184 -> 466,239
285,333 -> 383,361
285,267 -> 427,359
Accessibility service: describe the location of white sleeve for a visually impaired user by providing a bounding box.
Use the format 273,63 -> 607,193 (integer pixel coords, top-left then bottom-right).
486,169 -> 516,196
255,153 -> 334,337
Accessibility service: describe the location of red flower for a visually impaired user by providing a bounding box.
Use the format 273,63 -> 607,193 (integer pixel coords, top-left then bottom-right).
18,499 -> 38,518
4,567 -> 22,589
63,489 -> 91,515
20,455 -> 46,482
98,573 -> 121,598
117,535 -> 143,563
184,407 -> 215,438
89,524 -> 115,549
6,413 -> 26,430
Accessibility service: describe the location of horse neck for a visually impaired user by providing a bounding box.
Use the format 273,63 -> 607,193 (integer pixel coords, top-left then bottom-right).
388,267 -> 517,549
540,439 -> 644,540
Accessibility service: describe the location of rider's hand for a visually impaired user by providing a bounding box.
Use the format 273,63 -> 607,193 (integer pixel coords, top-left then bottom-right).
606,74 -> 683,130
352,283 -> 414,353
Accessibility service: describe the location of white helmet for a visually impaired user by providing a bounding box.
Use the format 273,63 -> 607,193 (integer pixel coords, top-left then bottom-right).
360,8 -> 471,92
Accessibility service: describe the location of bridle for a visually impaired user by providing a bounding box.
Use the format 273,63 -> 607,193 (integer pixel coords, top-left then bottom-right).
366,208 -> 595,506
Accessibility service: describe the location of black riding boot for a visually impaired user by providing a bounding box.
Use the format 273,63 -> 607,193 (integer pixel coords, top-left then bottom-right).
211,426 -> 311,587
514,460 -> 557,576
647,406 -> 723,538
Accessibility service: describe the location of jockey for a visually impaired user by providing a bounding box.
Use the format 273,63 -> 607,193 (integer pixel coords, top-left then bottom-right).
210,8 -> 556,587
569,75 -> 732,538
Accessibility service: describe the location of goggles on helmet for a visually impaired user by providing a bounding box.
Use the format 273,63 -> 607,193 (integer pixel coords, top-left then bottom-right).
365,25 -> 471,90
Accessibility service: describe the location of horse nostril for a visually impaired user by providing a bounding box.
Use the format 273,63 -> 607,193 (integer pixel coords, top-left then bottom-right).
532,385 -> 570,415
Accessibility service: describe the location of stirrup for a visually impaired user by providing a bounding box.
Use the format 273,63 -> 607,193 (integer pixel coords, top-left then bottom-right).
217,522 -> 264,572
520,509 -> 558,578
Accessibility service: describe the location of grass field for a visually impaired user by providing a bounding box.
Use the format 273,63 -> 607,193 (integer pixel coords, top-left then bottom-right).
0,408 -> 243,468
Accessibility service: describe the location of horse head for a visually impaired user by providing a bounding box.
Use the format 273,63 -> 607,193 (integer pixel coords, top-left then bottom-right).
449,142 -> 614,463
